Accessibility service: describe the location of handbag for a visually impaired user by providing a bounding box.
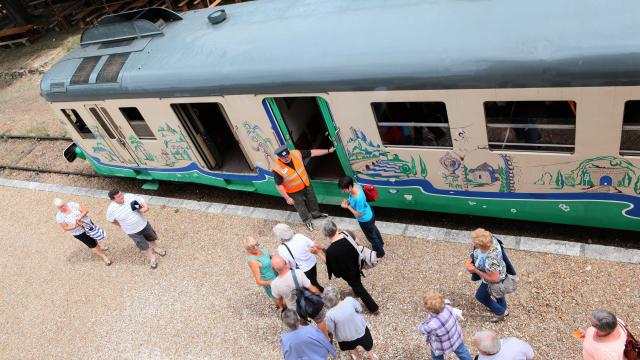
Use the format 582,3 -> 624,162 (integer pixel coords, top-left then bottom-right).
342,230 -> 378,270
80,219 -> 106,241
620,321 -> 640,360
488,274 -> 518,298
290,268 -> 324,320
362,184 -> 378,202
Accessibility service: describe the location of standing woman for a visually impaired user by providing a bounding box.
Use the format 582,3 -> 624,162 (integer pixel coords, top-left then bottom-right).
54,198 -> 111,265
338,177 -> 385,257
243,236 -> 277,303
465,228 -> 508,322
321,220 -> 379,313
323,287 -> 379,360
273,223 -> 324,292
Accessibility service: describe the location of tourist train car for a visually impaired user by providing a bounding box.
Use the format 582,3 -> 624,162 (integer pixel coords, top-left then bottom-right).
40,0 -> 640,231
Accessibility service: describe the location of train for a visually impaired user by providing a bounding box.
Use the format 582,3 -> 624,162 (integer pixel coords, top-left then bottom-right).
40,0 -> 640,232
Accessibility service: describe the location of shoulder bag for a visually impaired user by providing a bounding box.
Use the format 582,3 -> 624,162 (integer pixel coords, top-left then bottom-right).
342,230 -> 378,270
620,321 -> 640,360
80,219 -> 106,241
290,268 -> 324,320
282,243 -> 299,269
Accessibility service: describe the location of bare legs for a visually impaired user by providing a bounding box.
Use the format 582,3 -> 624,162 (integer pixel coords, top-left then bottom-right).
90,245 -> 111,265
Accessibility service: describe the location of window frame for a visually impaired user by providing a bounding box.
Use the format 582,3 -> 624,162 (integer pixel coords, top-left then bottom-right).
61,108 -> 95,139
118,107 -> 156,140
371,101 -> 453,149
620,100 -> 640,157
484,100 -> 577,154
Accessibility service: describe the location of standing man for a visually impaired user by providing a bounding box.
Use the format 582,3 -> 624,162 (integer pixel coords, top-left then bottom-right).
280,309 -> 336,360
270,255 -> 328,338
272,144 -> 334,231
106,189 -> 166,269
338,176 -> 385,257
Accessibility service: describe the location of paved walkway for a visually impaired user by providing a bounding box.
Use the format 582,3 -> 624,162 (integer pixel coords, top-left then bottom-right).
1,180 -> 639,359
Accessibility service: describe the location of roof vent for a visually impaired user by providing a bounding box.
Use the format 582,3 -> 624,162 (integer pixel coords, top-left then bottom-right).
208,9 -> 226,25
70,56 -> 101,84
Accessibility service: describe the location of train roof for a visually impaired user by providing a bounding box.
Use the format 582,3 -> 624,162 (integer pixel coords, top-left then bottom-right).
41,0 -> 640,102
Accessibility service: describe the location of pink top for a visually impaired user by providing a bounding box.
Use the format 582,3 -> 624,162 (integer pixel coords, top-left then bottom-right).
582,325 -> 627,360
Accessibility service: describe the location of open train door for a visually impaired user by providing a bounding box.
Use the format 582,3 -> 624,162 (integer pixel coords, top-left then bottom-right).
264,96 -> 352,203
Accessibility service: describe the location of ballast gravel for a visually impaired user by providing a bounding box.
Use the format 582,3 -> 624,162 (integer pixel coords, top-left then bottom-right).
0,185 -> 638,359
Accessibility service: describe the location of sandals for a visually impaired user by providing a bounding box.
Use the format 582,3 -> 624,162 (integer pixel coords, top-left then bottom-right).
150,258 -> 158,269
153,248 -> 166,257
104,259 -> 112,266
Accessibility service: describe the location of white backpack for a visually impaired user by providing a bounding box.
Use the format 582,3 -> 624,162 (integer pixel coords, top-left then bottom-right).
341,230 -> 378,270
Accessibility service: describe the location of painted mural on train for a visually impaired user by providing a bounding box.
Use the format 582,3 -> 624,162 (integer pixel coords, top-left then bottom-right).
345,127 -> 428,180
534,156 -> 640,195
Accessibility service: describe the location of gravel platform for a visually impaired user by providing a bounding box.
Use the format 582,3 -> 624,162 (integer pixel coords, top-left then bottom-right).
0,186 -> 638,359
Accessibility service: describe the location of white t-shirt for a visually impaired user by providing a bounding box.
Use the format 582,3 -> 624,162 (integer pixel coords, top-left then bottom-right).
56,202 -> 88,236
271,269 -> 311,309
106,194 -> 148,234
478,338 -> 534,360
277,233 -> 317,272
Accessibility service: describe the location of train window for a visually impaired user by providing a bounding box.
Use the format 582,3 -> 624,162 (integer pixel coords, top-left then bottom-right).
119,107 -> 156,140
87,107 -> 116,139
620,101 -> 640,156
372,102 -> 452,148
61,109 -> 95,139
484,101 -> 576,153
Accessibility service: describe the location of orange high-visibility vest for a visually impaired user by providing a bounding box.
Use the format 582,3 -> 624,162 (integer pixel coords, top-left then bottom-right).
272,150 -> 310,193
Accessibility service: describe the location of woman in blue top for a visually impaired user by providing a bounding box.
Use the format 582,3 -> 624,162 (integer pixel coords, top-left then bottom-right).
243,237 -> 277,302
338,177 -> 385,257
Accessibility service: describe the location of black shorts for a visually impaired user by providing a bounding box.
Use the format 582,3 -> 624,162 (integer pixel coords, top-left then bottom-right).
338,326 -> 373,351
73,232 -> 98,249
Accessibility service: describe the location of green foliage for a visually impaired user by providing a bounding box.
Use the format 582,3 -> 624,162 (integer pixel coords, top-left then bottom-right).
555,170 -> 565,189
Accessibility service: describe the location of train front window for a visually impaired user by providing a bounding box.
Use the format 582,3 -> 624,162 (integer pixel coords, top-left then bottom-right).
484,101 -> 576,153
61,109 -> 95,139
372,102 -> 452,148
620,101 -> 640,157
119,107 -> 156,140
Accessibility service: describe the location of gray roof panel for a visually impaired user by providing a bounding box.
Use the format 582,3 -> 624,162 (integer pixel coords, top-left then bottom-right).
41,0 -> 640,102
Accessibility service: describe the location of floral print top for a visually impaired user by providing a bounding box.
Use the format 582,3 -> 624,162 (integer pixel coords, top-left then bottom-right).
473,238 -> 507,283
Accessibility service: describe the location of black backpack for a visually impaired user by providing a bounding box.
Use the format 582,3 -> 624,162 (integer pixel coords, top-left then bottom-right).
291,269 -> 324,320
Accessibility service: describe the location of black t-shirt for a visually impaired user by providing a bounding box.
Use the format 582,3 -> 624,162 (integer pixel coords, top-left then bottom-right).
325,237 -> 360,280
273,150 -> 312,185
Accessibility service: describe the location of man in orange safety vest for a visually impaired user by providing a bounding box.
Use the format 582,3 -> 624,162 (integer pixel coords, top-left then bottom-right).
273,144 -> 335,231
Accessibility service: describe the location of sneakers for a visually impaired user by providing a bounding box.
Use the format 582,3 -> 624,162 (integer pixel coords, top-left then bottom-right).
305,222 -> 314,231
312,213 -> 329,219
489,310 -> 508,323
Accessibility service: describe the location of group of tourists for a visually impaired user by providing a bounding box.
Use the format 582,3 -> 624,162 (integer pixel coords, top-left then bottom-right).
51,143 -> 638,359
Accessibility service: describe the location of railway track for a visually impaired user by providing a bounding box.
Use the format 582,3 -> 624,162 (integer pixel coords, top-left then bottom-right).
1,134 -> 638,248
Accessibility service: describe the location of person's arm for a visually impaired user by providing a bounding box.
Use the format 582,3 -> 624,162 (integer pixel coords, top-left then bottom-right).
110,219 -> 120,227
137,198 -> 150,213
248,260 -> 271,287
465,261 -> 501,283
276,184 -> 295,205
76,204 -> 89,220
275,296 -> 286,310
340,199 -> 363,218
309,147 -> 335,157
306,284 -> 321,296
58,222 -> 80,232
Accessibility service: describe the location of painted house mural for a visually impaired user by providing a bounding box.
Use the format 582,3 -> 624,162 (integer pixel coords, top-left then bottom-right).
439,152 -> 515,192
534,156 -> 640,194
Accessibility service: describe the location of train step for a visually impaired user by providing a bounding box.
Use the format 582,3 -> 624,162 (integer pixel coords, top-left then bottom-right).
226,183 -> 256,192
141,180 -> 160,190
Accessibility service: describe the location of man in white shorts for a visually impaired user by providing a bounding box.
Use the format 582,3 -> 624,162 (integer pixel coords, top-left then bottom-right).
106,189 -> 166,269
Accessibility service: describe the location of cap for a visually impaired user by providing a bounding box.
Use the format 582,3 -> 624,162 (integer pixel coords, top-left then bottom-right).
275,144 -> 290,157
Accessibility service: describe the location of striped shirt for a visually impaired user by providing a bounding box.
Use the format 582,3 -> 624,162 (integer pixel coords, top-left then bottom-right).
418,306 -> 464,356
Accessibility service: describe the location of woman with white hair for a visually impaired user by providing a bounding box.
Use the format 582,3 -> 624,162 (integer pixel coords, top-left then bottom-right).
581,309 -> 627,360
465,228 -> 508,322
243,236 -> 277,302
273,223 -> 324,292
53,197 -> 111,265
323,287 -> 378,360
